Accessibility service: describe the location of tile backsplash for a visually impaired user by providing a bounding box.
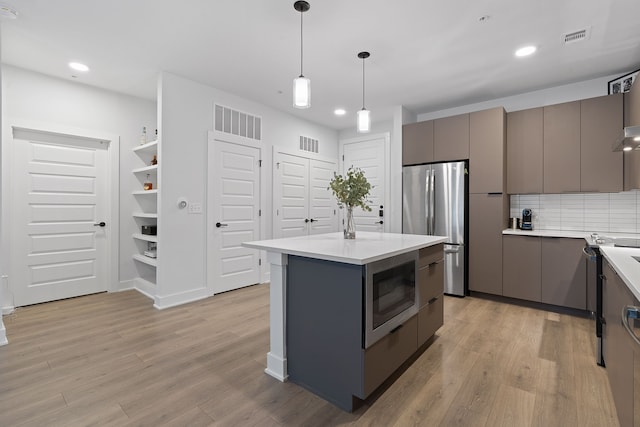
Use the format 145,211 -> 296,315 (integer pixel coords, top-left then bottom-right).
510,191 -> 640,233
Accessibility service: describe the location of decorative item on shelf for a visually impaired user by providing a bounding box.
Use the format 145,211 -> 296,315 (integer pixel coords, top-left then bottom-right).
141,225 -> 157,235
151,155 -> 157,165
140,126 -> 147,145
328,166 -> 372,239
292,1 -> 311,109
143,174 -> 153,190
357,51 -> 371,133
144,241 -> 157,258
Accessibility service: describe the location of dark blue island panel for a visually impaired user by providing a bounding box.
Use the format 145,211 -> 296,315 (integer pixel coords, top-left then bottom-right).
286,255 -> 365,412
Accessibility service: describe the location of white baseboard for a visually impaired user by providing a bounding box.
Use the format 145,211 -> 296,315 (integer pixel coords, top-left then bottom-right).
0,322 -> 7,346
134,278 -> 155,301
2,306 -> 15,315
117,279 -> 136,292
153,287 -> 209,310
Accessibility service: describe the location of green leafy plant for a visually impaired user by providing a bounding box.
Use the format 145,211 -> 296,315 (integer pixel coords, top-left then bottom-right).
328,166 -> 372,211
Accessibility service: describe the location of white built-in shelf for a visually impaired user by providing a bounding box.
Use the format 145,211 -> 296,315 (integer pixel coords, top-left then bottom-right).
133,212 -> 158,219
133,233 -> 158,243
132,140 -> 158,153
132,189 -> 158,195
133,253 -> 157,267
132,164 -> 158,174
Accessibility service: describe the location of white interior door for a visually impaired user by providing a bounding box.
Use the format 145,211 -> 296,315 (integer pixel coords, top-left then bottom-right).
273,152 -> 309,238
208,139 -> 261,294
309,158 -> 339,235
11,128 -> 109,306
342,136 -> 387,232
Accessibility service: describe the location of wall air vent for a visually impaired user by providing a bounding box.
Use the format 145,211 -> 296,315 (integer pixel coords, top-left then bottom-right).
214,104 -> 262,141
300,135 -> 319,153
562,28 -> 590,45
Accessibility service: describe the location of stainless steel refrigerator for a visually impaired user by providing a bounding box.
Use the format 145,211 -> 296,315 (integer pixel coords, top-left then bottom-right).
402,161 -> 467,296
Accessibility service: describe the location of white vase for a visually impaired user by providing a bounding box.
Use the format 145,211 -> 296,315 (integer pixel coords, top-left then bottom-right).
344,206 -> 356,239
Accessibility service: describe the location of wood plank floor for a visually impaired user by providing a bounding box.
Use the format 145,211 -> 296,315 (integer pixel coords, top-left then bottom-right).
0,285 -> 620,426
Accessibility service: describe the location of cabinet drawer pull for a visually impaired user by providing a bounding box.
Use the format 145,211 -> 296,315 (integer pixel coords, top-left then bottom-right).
389,324 -> 403,334
427,297 -> 439,305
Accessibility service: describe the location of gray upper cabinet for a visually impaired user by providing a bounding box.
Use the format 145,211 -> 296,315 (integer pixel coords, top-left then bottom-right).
402,120 -> 434,166
624,80 -> 640,190
506,108 -> 543,194
434,113 -> 469,161
469,107 -> 506,194
543,101 -> 581,193
580,94 -> 623,193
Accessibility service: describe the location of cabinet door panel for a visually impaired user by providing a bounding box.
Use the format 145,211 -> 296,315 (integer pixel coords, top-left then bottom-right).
419,260 -> 444,306
470,107 -> 505,194
506,108 -> 543,194
540,238 -> 586,309
543,101 -> 581,193
469,194 -> 506,295
624,82 -> 640,190
580,94 -> 623,192
417,296 -> 443,347
503,235 -> 541,302
403,121 -> 434,165
434,114 -> 469,161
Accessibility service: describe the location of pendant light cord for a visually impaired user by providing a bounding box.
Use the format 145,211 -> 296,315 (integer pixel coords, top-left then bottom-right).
362,57 -> 365,109
300,10 -> 304,77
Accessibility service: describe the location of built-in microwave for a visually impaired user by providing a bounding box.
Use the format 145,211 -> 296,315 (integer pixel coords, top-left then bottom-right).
364,250 -> 419,348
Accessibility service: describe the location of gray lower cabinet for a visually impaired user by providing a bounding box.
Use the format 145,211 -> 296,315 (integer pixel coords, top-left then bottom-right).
502,235 -> 541,302
469,194 -> 507,295
417,244 -> 444,347
603,259 -> 635,427
540,238 -> 586,310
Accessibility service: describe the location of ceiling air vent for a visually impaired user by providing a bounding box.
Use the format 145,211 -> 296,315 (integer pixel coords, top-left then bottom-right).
214,104 -> 262,141
300,136 -> 319,153
562,28 -> 590,45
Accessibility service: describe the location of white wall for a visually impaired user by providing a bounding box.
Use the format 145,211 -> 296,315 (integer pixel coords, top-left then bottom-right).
0,65 -> 157,310
0,29 -> 7,345
417,73 -> 621,120
155,71 -> 338,308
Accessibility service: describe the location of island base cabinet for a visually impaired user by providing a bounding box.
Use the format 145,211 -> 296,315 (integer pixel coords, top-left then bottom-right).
362,315 -> 418,398
417,296 -> 443,347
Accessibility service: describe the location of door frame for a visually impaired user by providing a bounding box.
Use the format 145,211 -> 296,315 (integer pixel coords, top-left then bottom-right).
1,120 -> 120,312
206,130 -> 264,295
339,132 -> 391,233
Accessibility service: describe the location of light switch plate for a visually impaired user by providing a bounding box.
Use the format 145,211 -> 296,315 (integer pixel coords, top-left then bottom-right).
188,202 -> 202,214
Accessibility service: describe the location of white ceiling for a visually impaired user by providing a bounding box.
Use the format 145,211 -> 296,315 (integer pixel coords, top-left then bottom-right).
2,0 -> 640,130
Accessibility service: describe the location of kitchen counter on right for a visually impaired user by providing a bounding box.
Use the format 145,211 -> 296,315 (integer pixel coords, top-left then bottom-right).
600,246 -> 640,302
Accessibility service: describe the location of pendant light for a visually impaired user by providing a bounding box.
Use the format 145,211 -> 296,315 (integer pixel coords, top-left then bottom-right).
293,1 -> 311,109
357,51 -> 371,133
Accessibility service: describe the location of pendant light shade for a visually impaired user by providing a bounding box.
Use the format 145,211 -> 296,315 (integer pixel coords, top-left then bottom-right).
293,1 -> 311,109
357,51 -> 371,133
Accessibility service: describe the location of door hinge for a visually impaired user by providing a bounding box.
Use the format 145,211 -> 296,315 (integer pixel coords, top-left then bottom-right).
342,155 -> 344,161
277,209 -> 279,216
259,209 -> 262,216
259,258 -> 262,266
276,162 -> 280,169
258,160 -> 262,167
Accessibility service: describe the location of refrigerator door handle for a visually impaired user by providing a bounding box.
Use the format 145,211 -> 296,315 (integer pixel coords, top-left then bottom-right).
444,246 -> 460,254
430,170 -> 436,235
424,172 -> 430,235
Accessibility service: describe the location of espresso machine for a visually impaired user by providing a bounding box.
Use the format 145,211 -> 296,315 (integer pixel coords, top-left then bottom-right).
521,208 -> 533,230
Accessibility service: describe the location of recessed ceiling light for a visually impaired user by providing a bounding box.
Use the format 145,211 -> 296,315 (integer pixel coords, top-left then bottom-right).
0,4 -> 18,19
334,108 -> 346,116
623,146 -> 633,152
515,46 -> 537,57
634,136 -> 640,142
69,62 -> 90,72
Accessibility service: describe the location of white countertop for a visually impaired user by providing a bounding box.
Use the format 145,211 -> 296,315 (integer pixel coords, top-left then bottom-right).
243,231 -> 448,265
600,246 -> 640,302
503,229 -> 640,241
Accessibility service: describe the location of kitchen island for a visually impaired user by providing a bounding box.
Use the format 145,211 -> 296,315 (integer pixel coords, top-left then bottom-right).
243,231 -> 446,411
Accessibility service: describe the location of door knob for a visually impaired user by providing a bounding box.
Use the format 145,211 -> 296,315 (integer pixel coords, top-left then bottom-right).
304,219 -> 309,223
215,222 -> 228,228
93,222 -> 106,227
309,218 -> 317,222
374,220 -> 383,225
